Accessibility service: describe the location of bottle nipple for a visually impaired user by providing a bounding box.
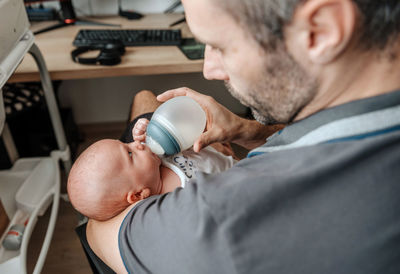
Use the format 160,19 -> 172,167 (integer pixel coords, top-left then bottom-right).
145,136 -> 165,155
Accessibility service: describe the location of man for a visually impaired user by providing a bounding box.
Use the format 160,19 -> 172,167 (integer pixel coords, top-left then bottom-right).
86,0 -> 400,273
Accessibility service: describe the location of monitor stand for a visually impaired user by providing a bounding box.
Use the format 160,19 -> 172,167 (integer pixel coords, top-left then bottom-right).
34,0 -> 119,35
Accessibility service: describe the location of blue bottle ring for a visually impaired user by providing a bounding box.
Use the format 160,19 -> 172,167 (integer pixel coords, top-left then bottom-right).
147,119 -> 181,155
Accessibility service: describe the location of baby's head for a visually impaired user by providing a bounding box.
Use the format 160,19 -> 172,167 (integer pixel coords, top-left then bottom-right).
67,139 -> 162,221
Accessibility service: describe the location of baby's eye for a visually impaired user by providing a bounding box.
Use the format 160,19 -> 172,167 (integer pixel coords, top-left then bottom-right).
128,151 -> 132,157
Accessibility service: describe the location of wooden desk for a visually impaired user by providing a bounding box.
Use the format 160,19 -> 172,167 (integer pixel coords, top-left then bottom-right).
9,14 -> 203,83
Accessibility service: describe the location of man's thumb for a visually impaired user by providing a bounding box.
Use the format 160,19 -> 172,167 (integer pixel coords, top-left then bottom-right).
193,131 -> 214,152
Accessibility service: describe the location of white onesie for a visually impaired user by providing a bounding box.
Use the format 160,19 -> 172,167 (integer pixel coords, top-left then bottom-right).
161,146 -> 236,187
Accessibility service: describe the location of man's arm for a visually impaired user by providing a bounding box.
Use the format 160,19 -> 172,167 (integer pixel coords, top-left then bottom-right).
157,87 -> 284,151
231,117 -> 284,150
86,204 -> 137,274
87,181 -> 236,274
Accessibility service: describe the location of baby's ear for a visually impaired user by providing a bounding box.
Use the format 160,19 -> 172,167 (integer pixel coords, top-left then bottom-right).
126,188 -> 151,204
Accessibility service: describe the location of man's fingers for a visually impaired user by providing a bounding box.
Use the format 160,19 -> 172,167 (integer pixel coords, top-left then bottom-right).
193,140 -> 203,153
158,87 -> 235,152
157,88 -> 187,102
193,130 -> 218,152
157,87 -> 205,102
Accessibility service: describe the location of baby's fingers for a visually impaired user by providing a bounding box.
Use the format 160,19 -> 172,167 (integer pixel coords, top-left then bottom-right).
133,127 -> 146,136
135,118 -> 149,130
134,134 -> 146,142
133,118 -> 149,137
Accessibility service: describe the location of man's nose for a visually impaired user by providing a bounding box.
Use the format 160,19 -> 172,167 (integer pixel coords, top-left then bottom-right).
203,45 -> 229,81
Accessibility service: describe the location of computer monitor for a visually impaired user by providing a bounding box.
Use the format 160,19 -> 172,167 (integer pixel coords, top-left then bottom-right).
24,0 -> 76,21
0,0 -> 31,132
0,0 -> 30,64
28,0 -> 120,35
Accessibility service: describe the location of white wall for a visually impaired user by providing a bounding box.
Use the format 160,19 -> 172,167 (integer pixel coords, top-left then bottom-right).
50,0 -> 246,124
58,73 -> 247,124
40,0 -> 184,16
74,0 -> 185,16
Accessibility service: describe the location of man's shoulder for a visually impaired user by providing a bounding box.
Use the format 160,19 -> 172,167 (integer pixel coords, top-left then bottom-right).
119,131 -> 400,274
195,131 -> 400,273
201,130 -> 400,217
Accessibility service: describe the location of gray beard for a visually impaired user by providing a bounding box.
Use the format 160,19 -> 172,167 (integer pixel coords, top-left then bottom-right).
224,46 -> 318,125
224,82 -> 278,124
250,108 -> 274,125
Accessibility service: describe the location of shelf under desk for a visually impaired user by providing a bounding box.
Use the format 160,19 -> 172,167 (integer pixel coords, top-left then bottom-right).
9,14 -> 204,83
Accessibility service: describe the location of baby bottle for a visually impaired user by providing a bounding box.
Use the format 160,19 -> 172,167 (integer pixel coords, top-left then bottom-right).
2,224 -> 25,250
145,96 -> 206,156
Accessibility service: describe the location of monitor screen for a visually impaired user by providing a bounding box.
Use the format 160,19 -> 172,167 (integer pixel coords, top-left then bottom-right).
0,0 -> 30,64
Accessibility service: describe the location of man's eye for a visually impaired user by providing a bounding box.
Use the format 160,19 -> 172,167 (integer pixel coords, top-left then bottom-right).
128,152 -> 132,157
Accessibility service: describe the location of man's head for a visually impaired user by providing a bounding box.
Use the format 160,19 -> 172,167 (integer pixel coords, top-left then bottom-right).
67,139 -> 162,221
182,0 -> 400,124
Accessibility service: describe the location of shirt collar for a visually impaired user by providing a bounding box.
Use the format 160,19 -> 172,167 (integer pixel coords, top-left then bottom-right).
248,89 -> 400,157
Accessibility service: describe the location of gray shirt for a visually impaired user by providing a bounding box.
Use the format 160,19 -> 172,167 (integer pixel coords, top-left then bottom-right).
119,90 -> 400,274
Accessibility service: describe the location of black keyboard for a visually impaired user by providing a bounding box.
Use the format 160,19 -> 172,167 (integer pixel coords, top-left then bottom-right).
73,29 -> 182,47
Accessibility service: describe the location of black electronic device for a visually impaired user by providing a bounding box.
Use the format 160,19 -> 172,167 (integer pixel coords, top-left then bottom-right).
71,41 -> 126,66
119,9 -> 143,20
118,0 -> 143,20
26,6 -> 58,22
31,0 -> 119,35
179,38 -> 205,60
73,29 -> 182,47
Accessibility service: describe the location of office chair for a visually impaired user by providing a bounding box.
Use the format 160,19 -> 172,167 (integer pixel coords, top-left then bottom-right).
75,222 -> 116,273
0,30 -> 71,273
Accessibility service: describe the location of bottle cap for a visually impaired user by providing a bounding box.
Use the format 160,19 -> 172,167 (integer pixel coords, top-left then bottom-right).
146,119 -> 180,155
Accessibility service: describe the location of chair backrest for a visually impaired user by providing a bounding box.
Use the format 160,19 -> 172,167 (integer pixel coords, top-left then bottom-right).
75,223 -> 116,274
0,0 -> 30,134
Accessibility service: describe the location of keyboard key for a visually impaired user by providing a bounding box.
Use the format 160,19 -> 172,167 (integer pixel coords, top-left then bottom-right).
73,29 -> 182,47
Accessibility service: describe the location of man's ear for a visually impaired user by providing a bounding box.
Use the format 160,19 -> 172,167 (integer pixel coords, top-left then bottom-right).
126,188 -> 151,204
287,0 -> 357,64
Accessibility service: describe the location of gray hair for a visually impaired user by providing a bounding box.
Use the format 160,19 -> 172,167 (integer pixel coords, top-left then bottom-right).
217,0 -> 400,51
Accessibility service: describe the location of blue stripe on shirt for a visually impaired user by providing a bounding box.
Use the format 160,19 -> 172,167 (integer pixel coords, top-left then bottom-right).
247,124 -> 400,158
323,124 -> 400,144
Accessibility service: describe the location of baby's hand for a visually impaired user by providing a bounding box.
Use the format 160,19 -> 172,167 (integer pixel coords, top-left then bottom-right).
132,118 -> 149,142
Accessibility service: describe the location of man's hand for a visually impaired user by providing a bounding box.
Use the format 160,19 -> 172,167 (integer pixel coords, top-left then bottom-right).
157,87 -> 283,151
132,118 -> 149,142
158,87 -> 243,152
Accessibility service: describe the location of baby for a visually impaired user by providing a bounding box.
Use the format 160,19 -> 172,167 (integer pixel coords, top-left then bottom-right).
67,119 -> 236,221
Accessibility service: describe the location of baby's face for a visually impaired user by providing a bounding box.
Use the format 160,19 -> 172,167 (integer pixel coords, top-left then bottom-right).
98,140 -> 162,193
